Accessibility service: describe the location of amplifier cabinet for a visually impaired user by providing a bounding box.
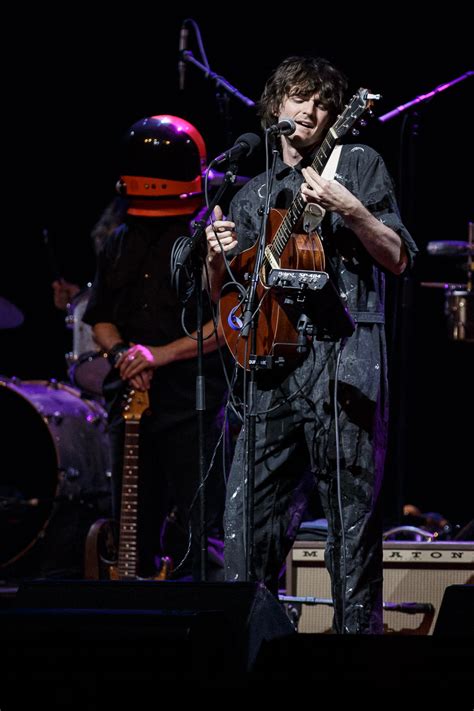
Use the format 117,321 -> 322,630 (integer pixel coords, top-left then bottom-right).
285,541 -> 474,634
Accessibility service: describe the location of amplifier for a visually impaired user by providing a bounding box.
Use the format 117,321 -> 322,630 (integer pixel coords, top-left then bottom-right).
285,541 -> 474,635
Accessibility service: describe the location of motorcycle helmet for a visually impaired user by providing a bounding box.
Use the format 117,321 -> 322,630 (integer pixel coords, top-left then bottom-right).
118,114 -> 206,217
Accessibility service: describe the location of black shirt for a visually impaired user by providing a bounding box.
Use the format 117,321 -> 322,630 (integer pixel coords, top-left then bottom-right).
83,215 -> 227,425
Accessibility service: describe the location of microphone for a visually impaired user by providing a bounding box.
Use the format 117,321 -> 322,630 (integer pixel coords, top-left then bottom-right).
213,133 -> 261,166
266,118 -> 297,136
383,602 -> 435,614
178,24 -> 189,91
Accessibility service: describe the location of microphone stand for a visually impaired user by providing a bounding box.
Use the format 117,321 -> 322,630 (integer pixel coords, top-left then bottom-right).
377,71 -> 473,123
239,143 -> 280,581
179,50 -> 255,108
379,71 -> 473,526
172,165 -> 241,582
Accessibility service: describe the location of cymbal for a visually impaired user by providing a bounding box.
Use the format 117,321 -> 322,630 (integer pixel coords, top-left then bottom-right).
426,241 -> 473,257
0,296 -> 24,329
420,281 -> 467,290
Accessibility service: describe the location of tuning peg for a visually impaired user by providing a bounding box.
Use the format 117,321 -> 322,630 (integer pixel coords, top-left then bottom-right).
359,119 -> 367,127
351,128 -> 360,136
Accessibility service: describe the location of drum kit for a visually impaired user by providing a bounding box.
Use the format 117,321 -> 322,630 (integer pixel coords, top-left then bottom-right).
422,224 -> 474,343
0,289 -> 112,578
65,285 -> 111,399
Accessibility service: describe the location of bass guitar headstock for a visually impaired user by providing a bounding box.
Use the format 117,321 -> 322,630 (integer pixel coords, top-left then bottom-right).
122,388 -> 150,422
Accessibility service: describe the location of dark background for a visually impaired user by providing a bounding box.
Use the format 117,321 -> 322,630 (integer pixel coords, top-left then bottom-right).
1,10 -> 472,528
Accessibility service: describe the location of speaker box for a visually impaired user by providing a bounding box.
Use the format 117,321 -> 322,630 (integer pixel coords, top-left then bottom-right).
251,634 -> 474,688
433,584 -> 474,637
286,541 -> 474,635
0,580 -> 294,699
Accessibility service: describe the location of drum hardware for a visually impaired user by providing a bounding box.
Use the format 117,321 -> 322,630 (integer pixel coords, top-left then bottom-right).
420,281 -> 467,290
423,223 -> 473,342
46,412 -> 64,426
62,466 -> 80,480
0,490 -> 109,510
426,241 -> 474,258
65,286 -> 98,357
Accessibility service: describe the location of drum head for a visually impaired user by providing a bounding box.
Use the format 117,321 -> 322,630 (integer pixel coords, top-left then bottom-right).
0,378 -> 111,573
69,351 -> 111,398
0,380 -> 58,567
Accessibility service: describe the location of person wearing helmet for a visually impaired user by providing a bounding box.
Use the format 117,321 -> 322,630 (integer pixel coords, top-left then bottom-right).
83,115 -> 228,580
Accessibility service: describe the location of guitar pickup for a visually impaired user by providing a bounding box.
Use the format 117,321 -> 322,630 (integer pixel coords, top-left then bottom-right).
267,269 -> 329,291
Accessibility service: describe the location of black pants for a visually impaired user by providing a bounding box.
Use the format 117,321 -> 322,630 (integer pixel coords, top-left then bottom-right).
224,345 -> 387,634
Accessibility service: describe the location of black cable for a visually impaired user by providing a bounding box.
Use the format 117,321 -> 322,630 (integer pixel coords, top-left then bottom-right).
333,337 -> 348,633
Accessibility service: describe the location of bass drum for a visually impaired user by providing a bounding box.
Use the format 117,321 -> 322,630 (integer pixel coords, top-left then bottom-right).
0,378 -> 112,575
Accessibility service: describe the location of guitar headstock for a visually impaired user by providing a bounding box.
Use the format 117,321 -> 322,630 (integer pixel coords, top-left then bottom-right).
331,88 -> 380,140
122,388 -> 150,421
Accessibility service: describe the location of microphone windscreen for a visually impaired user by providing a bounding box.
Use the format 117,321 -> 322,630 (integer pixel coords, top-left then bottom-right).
236,132 -> 261,157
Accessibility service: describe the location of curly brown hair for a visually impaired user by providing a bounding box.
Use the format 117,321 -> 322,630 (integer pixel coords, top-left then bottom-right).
258,56 -> 348,129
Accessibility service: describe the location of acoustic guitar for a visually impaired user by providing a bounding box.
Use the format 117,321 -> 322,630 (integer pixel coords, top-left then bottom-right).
220,88 -> 374,369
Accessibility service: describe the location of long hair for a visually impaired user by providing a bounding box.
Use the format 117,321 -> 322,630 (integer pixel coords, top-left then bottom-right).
258,56 -> 348,129
90,196 -> 128,255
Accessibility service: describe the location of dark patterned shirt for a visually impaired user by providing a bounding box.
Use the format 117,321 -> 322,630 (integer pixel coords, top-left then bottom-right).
228,143 -> 418,402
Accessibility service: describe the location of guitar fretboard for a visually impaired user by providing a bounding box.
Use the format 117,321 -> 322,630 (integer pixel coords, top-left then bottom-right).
265,87 -> 371,268
118,420 -> 140,579
265,132 -> 337,267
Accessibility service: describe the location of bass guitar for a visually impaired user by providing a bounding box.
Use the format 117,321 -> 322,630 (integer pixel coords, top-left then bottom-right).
84,387 -> 170,580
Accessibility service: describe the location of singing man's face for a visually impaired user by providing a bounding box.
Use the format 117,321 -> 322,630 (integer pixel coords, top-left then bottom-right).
278,91 -> 331,151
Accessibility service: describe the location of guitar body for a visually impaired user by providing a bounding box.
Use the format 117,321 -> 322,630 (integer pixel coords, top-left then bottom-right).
84,518 -> 171,580
84,517 -> 118,580
220,208 -> 325,369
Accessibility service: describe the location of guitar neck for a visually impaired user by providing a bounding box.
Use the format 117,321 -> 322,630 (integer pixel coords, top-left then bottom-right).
117,419 -> 140,579
267,132 -> 337,265
267,88 -> 373,265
